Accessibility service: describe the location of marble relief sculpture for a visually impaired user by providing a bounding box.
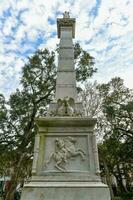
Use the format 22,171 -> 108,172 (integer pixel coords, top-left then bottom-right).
49,97 -> 83,117
45,136 -> 86,171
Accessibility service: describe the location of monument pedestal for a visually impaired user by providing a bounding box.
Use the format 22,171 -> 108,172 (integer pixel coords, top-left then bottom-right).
21,117 -> 110,200
21,182 -> 110,200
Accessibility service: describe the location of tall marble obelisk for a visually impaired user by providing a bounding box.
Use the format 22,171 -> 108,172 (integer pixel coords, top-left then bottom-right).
20,12 -> 111,200
56,12 -> 77,100
48,12 -> 82,116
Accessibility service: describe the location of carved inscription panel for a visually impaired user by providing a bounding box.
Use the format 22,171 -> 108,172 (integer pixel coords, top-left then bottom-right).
43,135 -> 89,172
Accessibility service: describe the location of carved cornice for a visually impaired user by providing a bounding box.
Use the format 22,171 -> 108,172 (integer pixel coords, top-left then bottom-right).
57,18 -> 75,38
35,117 -> 97,128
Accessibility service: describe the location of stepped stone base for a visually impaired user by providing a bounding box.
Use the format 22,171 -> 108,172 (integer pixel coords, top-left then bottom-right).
20,117 -> 111,200
21,181 -> 111,200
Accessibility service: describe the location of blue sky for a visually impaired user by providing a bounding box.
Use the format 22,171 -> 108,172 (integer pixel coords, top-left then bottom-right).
0,0 -> 133,97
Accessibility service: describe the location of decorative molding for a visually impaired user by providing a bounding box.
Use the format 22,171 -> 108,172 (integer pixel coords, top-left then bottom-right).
35,117 -> 97,128
57,70 -> 74,72
57,18 -> 75,38
32,134 -> 40,175
59,56 -> 74,60
92,133 -> 100,175
60,46 -> 73,49
56,84 -> 76,88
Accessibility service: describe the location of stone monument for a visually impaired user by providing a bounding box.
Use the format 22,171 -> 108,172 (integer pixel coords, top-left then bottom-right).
20,12 -> 111,200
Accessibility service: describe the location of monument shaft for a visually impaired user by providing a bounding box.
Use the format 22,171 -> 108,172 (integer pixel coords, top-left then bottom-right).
56,14 -> 77,100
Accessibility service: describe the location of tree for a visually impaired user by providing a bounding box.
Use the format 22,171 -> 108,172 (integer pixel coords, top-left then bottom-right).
79,77 -> 133,198
98,77 -> 133,139
74,43 -> 96,82
97,77 -> 133,198
0,43 -> 96,200
77,81 -> 115,198
78,81 -> 101,118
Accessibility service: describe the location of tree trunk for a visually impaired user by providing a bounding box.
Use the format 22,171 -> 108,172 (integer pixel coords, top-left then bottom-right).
123,163 -> 131,192
115,164 -> 127,193
102,158 -> 114,199
5,153 -> 26,200
5,179 -> 17,200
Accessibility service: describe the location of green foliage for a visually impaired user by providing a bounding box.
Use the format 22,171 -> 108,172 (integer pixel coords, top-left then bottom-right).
21,49 -> 56,95
98,77 -> 133,196
74,43 -> 97,82
112,197 -> 122,200
120,191 -> 133,200
98,77 -> 133,140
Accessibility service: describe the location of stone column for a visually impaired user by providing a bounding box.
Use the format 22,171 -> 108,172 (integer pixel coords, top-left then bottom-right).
31,134 -> 40,175
92,133 -> 100,175
56,12 -> 77,101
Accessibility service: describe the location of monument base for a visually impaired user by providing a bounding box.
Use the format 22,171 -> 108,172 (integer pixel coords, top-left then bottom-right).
21,181 -> 111,200
21,117 -> 111,200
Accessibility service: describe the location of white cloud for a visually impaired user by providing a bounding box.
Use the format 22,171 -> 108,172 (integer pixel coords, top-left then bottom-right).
0,1 -> 11,14
15,25 -> 26,41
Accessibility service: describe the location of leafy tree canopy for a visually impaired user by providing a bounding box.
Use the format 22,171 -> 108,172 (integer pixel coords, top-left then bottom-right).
97,77 -> 133,196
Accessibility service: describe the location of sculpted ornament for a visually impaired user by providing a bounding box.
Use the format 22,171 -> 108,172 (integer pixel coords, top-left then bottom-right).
63,11 -> 70,18
49,97 -> 83,117
45,137 -> 86,171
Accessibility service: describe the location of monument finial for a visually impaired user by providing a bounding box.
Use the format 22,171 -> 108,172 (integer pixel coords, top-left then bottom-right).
63,11 -> 70,18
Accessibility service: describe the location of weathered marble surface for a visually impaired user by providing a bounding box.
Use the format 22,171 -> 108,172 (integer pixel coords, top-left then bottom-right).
21,182 -> 110,200
55,15 -> 77,101
20,117 -> 111,200
32,117 -> 99,178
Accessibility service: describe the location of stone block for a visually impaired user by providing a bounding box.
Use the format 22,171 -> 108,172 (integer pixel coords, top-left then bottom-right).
21,182 -> 111,200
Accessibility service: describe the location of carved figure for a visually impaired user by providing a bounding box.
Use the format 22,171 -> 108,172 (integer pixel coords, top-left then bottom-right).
63,137 -> 86,160
45,137 -> 86,171
48,97 -> 83,117
56,99 -> 66,116
56,97 -> 75,116
63,11 -> 70,18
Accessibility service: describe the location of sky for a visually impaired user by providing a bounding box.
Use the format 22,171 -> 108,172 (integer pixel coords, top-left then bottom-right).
0,0 -> 133,97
